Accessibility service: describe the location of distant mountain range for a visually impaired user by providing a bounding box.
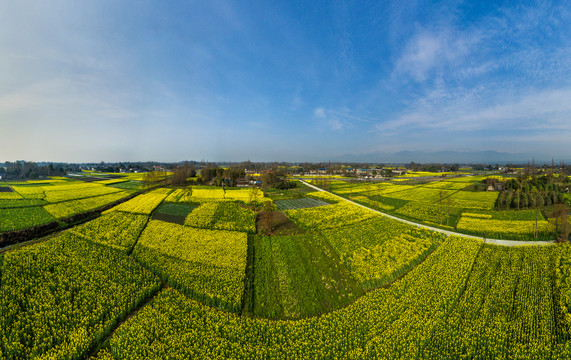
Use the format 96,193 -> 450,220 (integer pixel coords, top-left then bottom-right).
333,150 -> 570,165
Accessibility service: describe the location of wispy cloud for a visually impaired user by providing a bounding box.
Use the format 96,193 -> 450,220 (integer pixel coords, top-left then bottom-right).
313,106 -> 375,131
313,107 -> 343,131
375,87 -> 571,133
313,107 -> 326,118
394,27 -> 481,82
2,1 -> 571,161
370,0 -> 571,157
0,76 -> 138,121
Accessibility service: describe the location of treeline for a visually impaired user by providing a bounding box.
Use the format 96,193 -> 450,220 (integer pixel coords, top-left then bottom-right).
493,175 -> 569,210
167,162 -> 291,189
167,162 -> 247,188
496,189 -> 564,210
0,161 -> 74,180
201,167 -> 245,187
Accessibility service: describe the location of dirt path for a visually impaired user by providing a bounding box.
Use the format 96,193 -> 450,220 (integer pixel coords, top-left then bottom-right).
300,180 -> 554,247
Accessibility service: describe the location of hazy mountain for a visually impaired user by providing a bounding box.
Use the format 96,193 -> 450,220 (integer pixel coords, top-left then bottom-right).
333,150 -> 565,164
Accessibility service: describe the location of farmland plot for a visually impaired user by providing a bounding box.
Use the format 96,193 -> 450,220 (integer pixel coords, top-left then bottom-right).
93,237 -> 483,359
70,212 -> 148,253
251,232 -> 363,319
321,217 -> 446,289
43,191 -> 131,218
0,232 -> 160,360
274,197 -> 330,211
421,244 -> 562,359
107,188 -> 171,215
133,221 -> 247,312
0,207 -> 55,232
184,201 -> 257,233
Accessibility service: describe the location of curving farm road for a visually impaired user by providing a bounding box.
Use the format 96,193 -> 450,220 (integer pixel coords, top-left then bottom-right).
299,180 -> 554,247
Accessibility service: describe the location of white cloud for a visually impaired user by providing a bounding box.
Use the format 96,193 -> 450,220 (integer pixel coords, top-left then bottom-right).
396,33 -> 443,81
394,28 -> 480,82
327,118 -> 344,131
313,107 -> 326,118
375,87 -> 571,134
312,106 -> 375,132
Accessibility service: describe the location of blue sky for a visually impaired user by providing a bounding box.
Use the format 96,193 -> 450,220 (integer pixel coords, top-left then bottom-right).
1,0 -> 570,162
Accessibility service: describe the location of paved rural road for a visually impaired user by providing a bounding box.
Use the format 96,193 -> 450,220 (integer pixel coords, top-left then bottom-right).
300,180 -> 554,247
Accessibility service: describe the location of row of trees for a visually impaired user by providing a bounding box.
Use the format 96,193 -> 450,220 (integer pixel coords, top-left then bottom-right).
500,174 -> 570,192
487,174 -> 569,240
1,161 -> 71,180
202,167 -> 245,187
496,189 -> 564,210
166,161 -> 294,191
168,162 -> 197,186
167,163 -> 247,188
491,175 -> 569,210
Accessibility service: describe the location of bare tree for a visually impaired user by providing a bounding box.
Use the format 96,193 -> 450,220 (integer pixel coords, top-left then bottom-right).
143,171 -> 163,189
551,204 -> 569,241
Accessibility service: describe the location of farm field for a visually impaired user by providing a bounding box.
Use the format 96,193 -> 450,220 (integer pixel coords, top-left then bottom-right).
0,231 -> 161,360
284,191 -> 377,230
70,212 -> 149,253
274,197 -> 330,210
152,202 -> 197,224
0,206 -> 56,232
104,188 -> 171,215
422,244 -> 564,359
0,176 -> 139,235
4,1 -> 571,357
184,201 -> 257,233
133,220 -> 247,312
319,176 -> 563,241
1,181 -> 571,359
249,232 -> 364,319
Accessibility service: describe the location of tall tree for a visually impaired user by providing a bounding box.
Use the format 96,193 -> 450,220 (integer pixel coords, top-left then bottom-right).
225,167 -> 245,187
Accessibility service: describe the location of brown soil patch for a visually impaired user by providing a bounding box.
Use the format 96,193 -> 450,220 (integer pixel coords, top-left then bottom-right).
256,210 -> 303,236
0,186 -> 14,192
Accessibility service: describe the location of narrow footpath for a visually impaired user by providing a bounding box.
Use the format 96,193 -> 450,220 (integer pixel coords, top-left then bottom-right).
300,180 -> 554,247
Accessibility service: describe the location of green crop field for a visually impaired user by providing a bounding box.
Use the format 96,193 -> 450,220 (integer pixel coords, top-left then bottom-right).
155,202 -> 197,217
0,232 -> 160,360
274,197 -> 330,210
3,3 -> 568,357
133,220 -> 248,312
322,176 -> 565,241
2,182 -> 571,359
0,206 -> 55,232
250,232 -> 364,319
43,191 -> 132,219
184,201 -> 257,233
70,212 -> 148,253
0,178 -> 144,233
107,180 -> 143,190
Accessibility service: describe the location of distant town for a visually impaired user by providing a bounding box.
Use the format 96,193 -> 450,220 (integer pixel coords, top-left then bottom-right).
1,159 -> 568,184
